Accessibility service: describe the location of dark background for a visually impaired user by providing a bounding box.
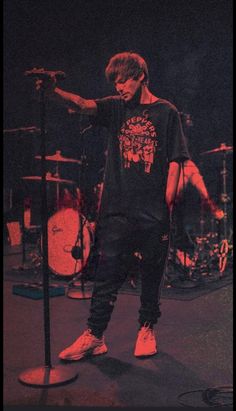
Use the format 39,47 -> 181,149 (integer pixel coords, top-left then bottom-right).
3,0 -> 233,229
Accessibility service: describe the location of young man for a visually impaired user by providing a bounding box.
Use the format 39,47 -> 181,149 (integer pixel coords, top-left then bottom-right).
37,52 -> 189,359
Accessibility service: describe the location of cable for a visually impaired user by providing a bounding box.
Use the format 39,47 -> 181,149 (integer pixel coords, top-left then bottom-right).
202,385 -> 233,407
177,389 -> 206,408
177,385 -> 233,407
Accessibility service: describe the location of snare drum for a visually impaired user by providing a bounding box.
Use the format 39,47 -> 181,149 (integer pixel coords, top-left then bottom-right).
47,208 -> 93,277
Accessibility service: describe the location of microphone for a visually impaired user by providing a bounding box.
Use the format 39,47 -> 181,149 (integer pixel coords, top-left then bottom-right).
179,112 -> 193,127
3,126 -> 41,134
71,246 -> 83,260
24,68 -> 66,80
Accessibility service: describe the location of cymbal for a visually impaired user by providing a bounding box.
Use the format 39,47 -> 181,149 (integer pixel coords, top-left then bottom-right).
35,150 -> 82,164
3,126 -> 41,135
200,143 -> 233,155
22,173 -> 75,185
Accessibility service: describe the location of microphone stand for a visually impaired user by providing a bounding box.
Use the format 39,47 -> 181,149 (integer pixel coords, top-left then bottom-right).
18,80 -> 78,387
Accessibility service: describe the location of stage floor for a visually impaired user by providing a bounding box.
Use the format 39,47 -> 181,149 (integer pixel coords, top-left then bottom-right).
3,246 -> 233,408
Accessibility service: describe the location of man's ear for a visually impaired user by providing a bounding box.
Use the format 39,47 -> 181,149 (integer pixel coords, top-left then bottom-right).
139,72 -> 145,82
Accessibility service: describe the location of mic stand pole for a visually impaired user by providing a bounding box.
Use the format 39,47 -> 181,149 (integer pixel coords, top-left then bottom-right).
18,84 -> 78,387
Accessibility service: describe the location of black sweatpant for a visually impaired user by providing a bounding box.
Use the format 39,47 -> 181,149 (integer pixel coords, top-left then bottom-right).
87,213 -> 170,336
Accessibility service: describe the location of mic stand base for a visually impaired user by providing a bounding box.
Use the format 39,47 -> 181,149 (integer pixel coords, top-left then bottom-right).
18,365 -> 78,388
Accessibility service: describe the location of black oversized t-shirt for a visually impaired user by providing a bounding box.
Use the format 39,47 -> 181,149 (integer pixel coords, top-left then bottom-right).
93,96 -> 190,221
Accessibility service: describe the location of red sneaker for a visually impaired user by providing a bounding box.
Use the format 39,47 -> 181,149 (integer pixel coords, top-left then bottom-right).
134,324 -> 157,357
59,329 -> 108,361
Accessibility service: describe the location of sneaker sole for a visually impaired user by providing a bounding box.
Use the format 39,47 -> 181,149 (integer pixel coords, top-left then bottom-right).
134,350 -> 157,358
59,345 -> 108,361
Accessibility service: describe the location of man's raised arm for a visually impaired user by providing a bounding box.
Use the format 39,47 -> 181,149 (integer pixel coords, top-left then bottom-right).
54,87 -> 97,115
36,77 -> 98,115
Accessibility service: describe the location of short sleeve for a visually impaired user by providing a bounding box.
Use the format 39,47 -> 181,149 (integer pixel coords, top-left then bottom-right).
167,107 -> 190,163
91,96 -> 124,129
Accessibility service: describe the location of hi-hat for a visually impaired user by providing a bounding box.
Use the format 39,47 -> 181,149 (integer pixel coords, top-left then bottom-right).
35,150 -> 82,164
22,173 -> 75,184
200,143 -> 233,155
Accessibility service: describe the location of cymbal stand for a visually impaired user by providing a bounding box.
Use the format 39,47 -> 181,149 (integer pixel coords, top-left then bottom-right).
187,198 -> 209,280
52,160 -> 61,211
180,162 -> 187,271
55,161 -> 60,210
187,171 -> 224,281
18,75 -> 77,387
218,151 -> 232,274
220,151 -> 230,239
67,122 -> 93,299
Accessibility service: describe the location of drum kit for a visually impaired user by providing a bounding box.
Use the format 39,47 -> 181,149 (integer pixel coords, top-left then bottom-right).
168,142 -> 233,286
9,134 -> 233,290
24,150 -> 81,212
20,149 -> 101,297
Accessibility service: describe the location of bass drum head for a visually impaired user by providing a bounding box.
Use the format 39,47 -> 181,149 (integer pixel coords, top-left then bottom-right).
47,208 -> 92,278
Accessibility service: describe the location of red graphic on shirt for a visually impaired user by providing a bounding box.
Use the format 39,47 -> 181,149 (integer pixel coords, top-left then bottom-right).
118,115 -> 158,173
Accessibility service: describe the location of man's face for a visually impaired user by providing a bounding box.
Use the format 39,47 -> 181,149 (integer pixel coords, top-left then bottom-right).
114,73 -> 144,102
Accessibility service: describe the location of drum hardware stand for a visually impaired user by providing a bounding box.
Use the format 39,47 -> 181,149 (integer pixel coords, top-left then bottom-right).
4,129 -> 40,272
179,161 -> 188,273
11,191 -> 42,274
52,153 -> 64,210
187,198 -> 221,282
179,157 -> 217,282
66,122 -> 93,299
199,143 -> 233,276
188,147 -> 233,280
218,149 -> 232,275
167,160 -> 217,286
18,68 -> 78,387
54,160 -> 60,210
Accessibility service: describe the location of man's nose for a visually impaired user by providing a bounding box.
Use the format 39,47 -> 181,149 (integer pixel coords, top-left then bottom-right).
116,83 -> 124,93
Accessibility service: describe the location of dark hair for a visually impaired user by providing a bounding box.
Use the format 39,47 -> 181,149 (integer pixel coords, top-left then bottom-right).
105,51 -> 149,85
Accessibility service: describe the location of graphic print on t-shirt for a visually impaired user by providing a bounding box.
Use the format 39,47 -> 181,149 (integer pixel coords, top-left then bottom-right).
118,114 -> 158,173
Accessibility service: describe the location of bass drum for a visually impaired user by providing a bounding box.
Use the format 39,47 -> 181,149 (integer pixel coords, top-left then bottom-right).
47,208 -> 93,278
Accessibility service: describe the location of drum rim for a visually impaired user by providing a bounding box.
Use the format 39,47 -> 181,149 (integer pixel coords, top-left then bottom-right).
47,208 -> 94,278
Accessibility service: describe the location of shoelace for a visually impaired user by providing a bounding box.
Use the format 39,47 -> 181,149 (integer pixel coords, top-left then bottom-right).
83,329 -> 94,338
73,330 -> 94,346
139,326 -> 154,341
82,329 -> 103,341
